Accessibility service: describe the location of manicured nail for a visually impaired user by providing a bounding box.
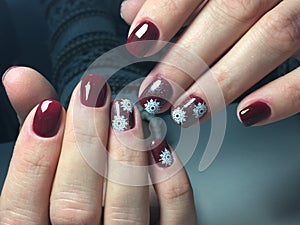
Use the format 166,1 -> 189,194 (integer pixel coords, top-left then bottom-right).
171,95 -> 208,127
111,99 -> 135,131
80,74 -> 107,107
2,66 -> 18,83
239,101 -> 271,126
126,20 -> 160,57
149,139 -> 173,168
33,99 -> 62,137
138,77 -> 173,114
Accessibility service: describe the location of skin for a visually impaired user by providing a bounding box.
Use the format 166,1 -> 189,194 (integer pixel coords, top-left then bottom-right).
121,0 -> 300,126
0,67 -> 197,224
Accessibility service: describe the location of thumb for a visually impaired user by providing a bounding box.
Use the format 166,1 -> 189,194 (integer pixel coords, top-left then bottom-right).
2,66 -> 58,125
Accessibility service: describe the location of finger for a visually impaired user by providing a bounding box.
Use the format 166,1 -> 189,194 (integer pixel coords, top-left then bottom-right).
104,100 -> 149,224
120,0 -> 146,25
171,1 -> 300,127
237,66 -> 300,126
2,66 -> 58,125
126,0 -> 205,57
149,139 -> 197,225
137,0 -> 281,114
0,99 -> 65,224
50,74 -> 110,225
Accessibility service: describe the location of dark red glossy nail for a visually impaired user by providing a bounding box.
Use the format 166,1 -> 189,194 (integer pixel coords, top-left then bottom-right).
172,95 -> 208,128
138,77 -> 173,114
149,139 -> 173,168
80,74 -> 107,107
239,101 -> 271,126
111,99 -> 135,131
33,99 -> 62,137
126,20 -> 160,57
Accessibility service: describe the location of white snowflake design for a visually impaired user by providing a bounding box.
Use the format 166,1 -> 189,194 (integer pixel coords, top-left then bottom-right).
159,148 -> 173,167
120,99 -> 133,113
172,107 -> 187,124
144,99 -> 160,114
112,115 -> 129,131
193,102 -> 208,119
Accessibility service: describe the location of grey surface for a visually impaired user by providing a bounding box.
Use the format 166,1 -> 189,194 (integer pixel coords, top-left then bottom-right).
1,104 -> 300,224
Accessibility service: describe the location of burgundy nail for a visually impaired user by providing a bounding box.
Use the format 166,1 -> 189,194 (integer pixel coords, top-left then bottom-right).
80,74 -> 107,107
171,95 -> 208,128
111,99 -> 135,131
239,101 -> 271,126
126,20 -> 160,57
149,139 -> 173,168
138,77 -> 173,114
33,99 -> 62,137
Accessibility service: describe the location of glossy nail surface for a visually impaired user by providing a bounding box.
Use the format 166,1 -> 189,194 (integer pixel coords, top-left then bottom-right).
139,77 -> 173,114
80,74 -> 107,107
172,95 -> 208,128
126,20 -> 159,57
239,101 -> 271,126
33,99 -> 62,137
149,139 -> 173,168
111,99 -> 135,131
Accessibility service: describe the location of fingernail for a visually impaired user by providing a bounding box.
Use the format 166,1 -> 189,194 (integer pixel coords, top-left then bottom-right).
239,101 -> 271,126
80,74 -> 107,107
149,139 -> 173,168
171,95 -> 208,127
2,66 -> 18,84
111,99 -> 135,131
33,99 -> 62,137
126,20 -> 160,57
138,77 -> 173,114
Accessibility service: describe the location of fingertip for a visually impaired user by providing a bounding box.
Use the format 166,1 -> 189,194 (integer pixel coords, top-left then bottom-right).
120,0 -> 145,25
2,66 -> 58,124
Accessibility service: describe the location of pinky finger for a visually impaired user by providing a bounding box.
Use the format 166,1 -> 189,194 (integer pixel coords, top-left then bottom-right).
238,65 -> 300,126
149,139 -> 197,225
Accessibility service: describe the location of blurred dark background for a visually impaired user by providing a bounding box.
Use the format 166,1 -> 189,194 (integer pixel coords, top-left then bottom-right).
0,0 -> 52,143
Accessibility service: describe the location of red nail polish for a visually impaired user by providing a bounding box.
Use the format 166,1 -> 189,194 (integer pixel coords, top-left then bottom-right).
239,101 -> 271,126
172,95 -> 208,128
80,74 -> 107,107
149,139 -> 173,168
111,99 -> 135,131
126,20 -> 160,57
138,77 -> 173,114
33,99 -> 62,137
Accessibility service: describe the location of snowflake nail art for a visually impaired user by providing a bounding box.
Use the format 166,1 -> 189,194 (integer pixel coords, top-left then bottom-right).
171,95 -> 208,127
144,99 -> 160,114
159,148 -> 173,167
150,139 -> 174,168
172,107 -> 187,124
193,102 -> 207,119
120,99 -> 133,113
112,115 -> 129,131
111,100 -> 134,131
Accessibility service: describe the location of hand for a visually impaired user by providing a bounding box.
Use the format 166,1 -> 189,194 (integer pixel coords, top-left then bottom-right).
121,0 -> 300,127
0,68 -> 197,224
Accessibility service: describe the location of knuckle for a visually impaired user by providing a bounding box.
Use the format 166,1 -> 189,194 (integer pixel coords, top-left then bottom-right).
161,178 -> 193,202
0,210 -> 36,225
50,191 -> 99,225
15,144 -> 54,176
215,0 -> 270,23
259,8 -> 300,52
281,78 -> 300,110
107,207 -> 146,225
